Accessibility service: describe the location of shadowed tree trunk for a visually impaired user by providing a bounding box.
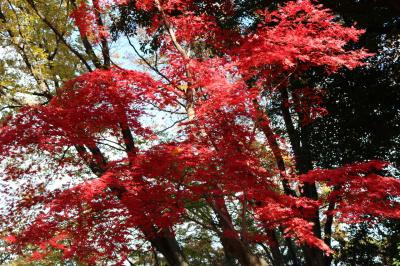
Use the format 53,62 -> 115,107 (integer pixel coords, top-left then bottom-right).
279,87 -> 326,266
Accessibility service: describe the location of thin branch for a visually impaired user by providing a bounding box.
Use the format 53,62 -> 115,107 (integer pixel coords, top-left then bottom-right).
126,258 -> 135,266
92,0 -> 110,67
184,212 -> 220,233
144,99 -> 186,112
0,105 -> 22,112
154,0 -> 189,60
25,0 -> 93,71
95,140 -> 126,152
126,35 -> 173,85
155,117 -> 188,134
126,36 -> 188,108
59,146 -> 71,160
96,137 -> 126,149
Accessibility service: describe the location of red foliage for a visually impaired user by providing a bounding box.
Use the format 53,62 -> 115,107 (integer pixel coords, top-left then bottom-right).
301,161 -> 400,221
234,1 -> 371,76
1,0 -> 399,264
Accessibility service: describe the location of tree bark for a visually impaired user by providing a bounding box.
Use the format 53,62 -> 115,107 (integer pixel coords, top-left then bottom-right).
253,100 -> 302,265
212,197 -> 270,266
74,129 -> 189,266
266,229 -> 285,266
279,87 -> 326,266
148,229 -> 188,266
253,100 -> 296,197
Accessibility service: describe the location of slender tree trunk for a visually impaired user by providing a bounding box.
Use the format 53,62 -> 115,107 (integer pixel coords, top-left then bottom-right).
253,100 -> 302,265
322,186 -> 341,266
91,0 -> 111,68
212,197 -> 270,266
148,229 -> 188,266
266,229 -> 285,266
74,127 -> 189,266
253,100 -> 296,196
279,87 -> 326,266
117,118 -> 189,266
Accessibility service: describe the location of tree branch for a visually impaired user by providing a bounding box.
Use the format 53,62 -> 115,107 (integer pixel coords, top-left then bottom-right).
25,0 -> 93,71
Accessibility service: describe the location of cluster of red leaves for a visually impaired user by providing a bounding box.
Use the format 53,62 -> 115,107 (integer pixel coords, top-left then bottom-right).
301,161 -> 400,222
292,87 -> 329,125
70,1 -> 109,42
70,2 -> 97,38
70,0 -> 129,42
0,68 -> 163,151
10,182 -> 133,264
135,0 -> 195,12
234,1 -> 371,73
254,192 -> 331,253
0,68 -> 175,263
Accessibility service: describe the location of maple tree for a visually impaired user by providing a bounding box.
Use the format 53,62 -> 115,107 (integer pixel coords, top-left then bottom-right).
0,0 -> 399,265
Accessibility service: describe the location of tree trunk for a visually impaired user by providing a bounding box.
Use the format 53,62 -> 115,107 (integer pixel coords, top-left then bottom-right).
279,87 -> 326,266
253,100 -> 302,266
75,140 -> 188,266
253,100 -> 296,197
267,229 -> 285,266
149,229 -> 188,266
212,197 -> 270,266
